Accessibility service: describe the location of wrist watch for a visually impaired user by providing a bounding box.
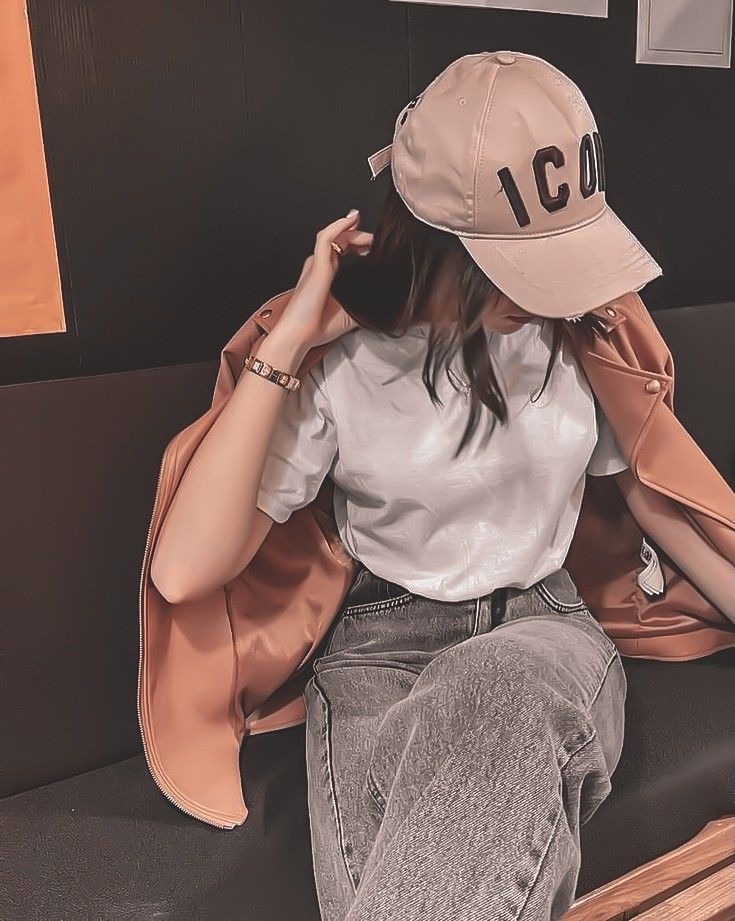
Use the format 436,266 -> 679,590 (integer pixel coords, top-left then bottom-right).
243,354 -> 301,392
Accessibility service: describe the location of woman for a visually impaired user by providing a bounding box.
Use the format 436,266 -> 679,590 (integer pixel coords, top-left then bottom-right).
270,196 -> 631,921
147,54 -> 733,920
154,196 -> 628,919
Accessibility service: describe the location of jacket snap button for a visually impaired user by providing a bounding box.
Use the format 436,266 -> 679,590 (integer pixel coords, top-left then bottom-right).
605,306 -> 617,317
645,379 -> 661,394
259,308 -> 272,318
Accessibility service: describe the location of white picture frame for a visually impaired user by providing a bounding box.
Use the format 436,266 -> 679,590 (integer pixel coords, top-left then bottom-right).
636,0 -> 733,68
391,0 -> 608,16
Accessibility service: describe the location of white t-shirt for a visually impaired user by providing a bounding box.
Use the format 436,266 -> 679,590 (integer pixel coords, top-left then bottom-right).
256,317 -> 628,602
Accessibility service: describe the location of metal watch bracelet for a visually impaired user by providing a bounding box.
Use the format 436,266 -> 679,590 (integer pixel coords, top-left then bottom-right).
242,354 -> 301,392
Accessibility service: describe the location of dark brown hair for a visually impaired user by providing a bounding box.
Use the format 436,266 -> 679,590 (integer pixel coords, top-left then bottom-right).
330,174 -> 606,458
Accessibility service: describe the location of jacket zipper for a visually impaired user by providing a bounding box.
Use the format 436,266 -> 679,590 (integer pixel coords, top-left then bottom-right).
136,441 -> 237,829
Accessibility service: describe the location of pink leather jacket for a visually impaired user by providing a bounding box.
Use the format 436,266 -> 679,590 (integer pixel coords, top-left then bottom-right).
137,287 -> 735,828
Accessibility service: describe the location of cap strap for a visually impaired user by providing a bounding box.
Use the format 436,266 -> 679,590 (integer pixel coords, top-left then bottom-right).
367,143 -> 392,180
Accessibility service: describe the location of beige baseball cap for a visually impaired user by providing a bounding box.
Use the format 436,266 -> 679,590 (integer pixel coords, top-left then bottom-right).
367,51 -> 662,319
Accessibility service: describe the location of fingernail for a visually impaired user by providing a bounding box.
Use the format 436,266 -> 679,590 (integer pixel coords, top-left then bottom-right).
346,208 -> 359,217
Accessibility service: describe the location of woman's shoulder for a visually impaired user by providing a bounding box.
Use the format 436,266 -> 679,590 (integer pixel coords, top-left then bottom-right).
321,325 -> 398,373
305,329 -> 367,397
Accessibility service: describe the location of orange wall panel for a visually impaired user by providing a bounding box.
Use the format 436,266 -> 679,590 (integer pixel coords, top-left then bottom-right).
0,0 -> 64,337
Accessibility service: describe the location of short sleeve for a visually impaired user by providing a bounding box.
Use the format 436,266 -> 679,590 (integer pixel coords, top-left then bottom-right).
587,399 -> 628,477
256,360 -> 338,523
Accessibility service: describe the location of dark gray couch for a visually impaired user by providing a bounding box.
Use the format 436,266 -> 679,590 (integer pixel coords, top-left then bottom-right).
2,303 -> 733,920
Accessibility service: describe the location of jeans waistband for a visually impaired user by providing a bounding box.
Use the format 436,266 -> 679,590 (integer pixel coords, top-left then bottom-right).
347,558 -> 508,613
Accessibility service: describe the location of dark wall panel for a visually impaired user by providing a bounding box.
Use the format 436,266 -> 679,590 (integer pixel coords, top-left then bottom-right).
2,1 -> 732,386
3,0 -> 406,385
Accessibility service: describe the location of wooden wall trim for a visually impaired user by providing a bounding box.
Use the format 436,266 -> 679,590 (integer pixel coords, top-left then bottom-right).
0,0 -> 64,338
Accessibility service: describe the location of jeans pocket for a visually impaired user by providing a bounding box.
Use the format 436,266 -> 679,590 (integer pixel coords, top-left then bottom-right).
535,568 -> 618,655
535,568 -> 588,612
342,592 -> 416,618
320,563 -> 418,659
320,582 -> 479,664
341,562 -> 414,618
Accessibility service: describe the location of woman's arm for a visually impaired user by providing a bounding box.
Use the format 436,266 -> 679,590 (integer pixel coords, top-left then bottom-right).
150,209 -> 370,605
150,328 -> 311,604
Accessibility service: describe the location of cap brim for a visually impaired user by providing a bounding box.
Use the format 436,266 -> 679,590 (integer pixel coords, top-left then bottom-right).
457,205 -> 662,319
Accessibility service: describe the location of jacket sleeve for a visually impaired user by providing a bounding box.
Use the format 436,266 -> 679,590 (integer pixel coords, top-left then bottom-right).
256,358 -> 338,524
615,469 -> 735,622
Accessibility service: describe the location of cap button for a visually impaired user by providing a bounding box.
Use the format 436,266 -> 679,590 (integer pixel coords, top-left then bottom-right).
644,379 -> 662,394
495,52 -> 516,65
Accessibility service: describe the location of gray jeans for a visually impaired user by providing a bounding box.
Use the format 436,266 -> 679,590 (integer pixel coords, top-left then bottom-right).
303,563 -> 627,921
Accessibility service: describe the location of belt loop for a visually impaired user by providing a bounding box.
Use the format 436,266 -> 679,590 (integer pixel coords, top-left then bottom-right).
491,586 -> 508,628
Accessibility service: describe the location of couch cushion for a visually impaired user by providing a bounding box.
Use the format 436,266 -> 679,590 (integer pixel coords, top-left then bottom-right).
652,302 -> 735,487
577,646 -> 735,894
1,726 -> 321,921
3,649 -> 733,919
0,361 -> 218,796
